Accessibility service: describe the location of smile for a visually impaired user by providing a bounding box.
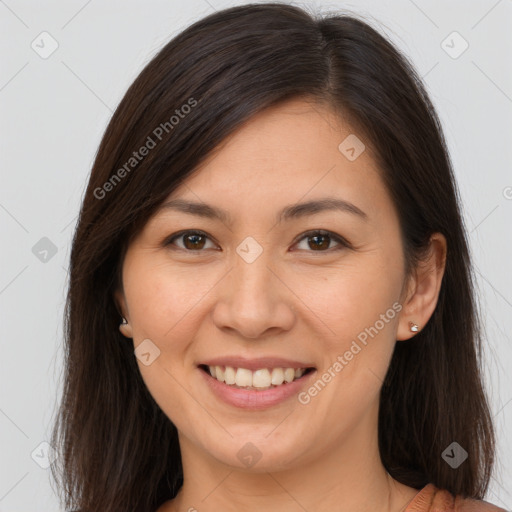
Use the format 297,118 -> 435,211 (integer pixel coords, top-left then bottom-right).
198,363 -> 317,410
200,364 -> 315,390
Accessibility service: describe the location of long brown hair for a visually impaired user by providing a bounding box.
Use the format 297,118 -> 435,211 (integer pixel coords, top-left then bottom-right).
50,3 -> 496,511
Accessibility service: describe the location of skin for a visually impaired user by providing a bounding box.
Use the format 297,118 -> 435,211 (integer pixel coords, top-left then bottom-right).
116,97 -> 447,512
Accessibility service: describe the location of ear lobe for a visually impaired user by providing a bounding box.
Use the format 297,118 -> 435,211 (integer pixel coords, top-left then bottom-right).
396,233 -> 447,341
114,289 -> 133,338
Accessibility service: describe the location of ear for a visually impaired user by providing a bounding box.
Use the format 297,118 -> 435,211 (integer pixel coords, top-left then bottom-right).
396,233 -> 447,341
114,288 -> 133,339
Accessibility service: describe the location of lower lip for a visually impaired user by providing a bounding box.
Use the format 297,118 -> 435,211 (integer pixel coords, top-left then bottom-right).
198,367 -> 316,410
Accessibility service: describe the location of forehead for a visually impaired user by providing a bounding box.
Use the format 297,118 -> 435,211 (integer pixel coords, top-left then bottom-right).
194,97 -> 365,180
155,97 -> 395,228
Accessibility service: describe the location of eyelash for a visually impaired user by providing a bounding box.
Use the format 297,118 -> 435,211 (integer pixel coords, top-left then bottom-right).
163,229 -> 351,253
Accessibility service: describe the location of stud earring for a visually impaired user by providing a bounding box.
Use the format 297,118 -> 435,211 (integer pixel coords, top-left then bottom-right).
120,317 -> 128,326
409,321 -> 419,333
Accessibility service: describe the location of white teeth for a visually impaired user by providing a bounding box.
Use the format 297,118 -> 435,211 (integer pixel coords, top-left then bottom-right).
252,369 -> 271,388
271,368 -> 284,385
284,368 -> 295,383
224,366 -> 236,385
215,365 -> 224,382
206,365 -> 308,389
235,368 -> 252,387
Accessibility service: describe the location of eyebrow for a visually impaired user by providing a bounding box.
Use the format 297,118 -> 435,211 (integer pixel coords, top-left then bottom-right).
159,197 -> 368,225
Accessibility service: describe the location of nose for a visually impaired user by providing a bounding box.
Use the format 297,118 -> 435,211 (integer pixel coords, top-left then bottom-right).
211,250 -> 296,340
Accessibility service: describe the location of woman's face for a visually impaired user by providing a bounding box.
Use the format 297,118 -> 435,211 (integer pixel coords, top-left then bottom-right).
116,97 -> 415,472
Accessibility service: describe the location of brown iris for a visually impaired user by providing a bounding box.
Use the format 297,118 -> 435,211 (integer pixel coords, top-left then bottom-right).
308,233 -> 331,251
183,233 -> 207,250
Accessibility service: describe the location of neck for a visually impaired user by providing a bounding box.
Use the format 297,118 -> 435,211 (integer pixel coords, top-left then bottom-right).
165,412 -> 418,512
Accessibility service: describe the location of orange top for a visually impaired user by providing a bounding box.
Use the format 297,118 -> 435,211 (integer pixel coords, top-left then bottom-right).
405,483 -> 507,511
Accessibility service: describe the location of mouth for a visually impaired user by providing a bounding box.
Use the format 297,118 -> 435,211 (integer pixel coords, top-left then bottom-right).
198,364 -> 316,391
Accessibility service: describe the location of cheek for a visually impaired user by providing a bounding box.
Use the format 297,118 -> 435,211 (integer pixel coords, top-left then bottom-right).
124,259 -> 220,342
291,250 -> 403,401
294,267 -> 402,427
294,257 -> 402,343
123,261 -> 215,428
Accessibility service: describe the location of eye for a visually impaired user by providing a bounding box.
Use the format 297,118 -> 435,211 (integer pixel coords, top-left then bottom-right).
165,230 -> 218,251
293,230 -> 349,252
164,229 -> 350,253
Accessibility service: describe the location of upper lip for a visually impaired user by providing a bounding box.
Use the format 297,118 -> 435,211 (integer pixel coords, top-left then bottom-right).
199,356 -> 316,372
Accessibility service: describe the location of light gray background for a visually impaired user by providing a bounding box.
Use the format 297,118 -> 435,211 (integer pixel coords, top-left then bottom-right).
1,0 -> 511,510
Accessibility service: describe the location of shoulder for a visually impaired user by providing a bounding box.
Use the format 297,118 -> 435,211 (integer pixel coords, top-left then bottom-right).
453,494 -> 508,512
405,483 -> 508,512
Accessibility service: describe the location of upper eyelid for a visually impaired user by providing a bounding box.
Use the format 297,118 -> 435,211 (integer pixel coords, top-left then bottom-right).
165,230 -> 218,249
292,229 -> 346,243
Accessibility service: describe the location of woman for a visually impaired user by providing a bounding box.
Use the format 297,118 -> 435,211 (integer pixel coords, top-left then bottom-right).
51,3 -> 506,511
